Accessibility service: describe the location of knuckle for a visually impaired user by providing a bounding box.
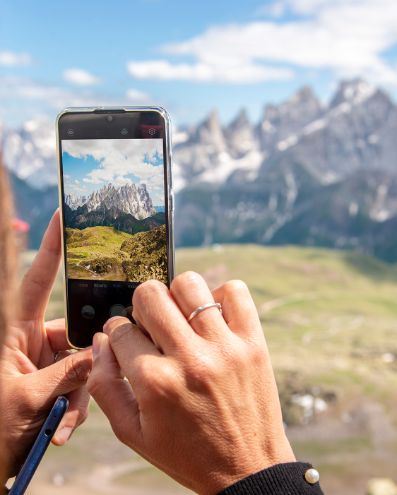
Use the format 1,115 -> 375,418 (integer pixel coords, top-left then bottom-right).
64,354 -> 90,383
108,322 -> 132,347
113,423 -> 130,446
137,360 -> 178,406
219,340 -> 247,367
151,363 -> 178,397
223,279 -> 249,295
185,351 -> 218,388
247,341 -> 267,366
170,271 -> 202,293
19,384 -> 39,413
133,279 -> 165,306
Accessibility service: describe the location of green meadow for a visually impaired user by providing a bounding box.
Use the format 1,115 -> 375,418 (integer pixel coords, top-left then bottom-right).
65,225 -> 167,283
65,226 -> 133,279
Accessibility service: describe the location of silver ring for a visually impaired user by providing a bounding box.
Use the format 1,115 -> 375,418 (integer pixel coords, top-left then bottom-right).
187,302 -> 222,322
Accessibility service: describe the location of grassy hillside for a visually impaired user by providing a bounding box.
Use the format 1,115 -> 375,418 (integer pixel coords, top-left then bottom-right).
66,226 -> 133,279
21,245 -> 397,495
65,225 -> 167,282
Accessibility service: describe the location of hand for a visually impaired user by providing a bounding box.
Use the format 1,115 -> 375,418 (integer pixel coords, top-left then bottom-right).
0,211 -> 92,478
88,271 -> 295,494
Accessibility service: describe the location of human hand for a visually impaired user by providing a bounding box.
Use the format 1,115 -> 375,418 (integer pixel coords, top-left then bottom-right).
0,211 -> 92,478
88,271 -> 295,494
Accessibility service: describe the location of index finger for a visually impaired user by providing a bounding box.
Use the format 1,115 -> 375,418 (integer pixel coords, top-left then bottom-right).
18,210 -> 61,321
132,280 -> 199,353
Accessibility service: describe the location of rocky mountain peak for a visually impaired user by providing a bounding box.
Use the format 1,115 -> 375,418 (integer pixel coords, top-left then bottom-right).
330,78 -> 377,108
68,182 -> 156,220
290,85 -> 320,107
227,108 -> 250,131
192,109 -> 226,152
258,86 -> 322,151
225,108 -> 257,157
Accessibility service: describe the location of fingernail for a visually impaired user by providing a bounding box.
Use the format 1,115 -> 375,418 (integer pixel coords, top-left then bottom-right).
92,333 -> 102,360
54,426 -> 73,445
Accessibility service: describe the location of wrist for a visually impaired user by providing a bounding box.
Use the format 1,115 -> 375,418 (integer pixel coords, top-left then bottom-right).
218,462 -> 322,495
204,436 -> 296,494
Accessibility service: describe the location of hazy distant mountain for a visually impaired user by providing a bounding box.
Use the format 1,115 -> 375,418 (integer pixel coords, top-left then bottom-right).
3,78 -> 397,260
174,78 -> 397,260
1,118 -> 56,188
256,86 -> 323,153
67,183 -> 156,220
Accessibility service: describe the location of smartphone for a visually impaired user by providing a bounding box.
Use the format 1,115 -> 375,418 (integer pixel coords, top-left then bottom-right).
56,107 -> 174,349
9,396 -> 69,495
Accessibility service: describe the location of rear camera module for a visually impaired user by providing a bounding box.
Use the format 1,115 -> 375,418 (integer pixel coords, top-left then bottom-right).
120,128 -> 128,136
106,115 -> 114,123
67,128 -> 74,136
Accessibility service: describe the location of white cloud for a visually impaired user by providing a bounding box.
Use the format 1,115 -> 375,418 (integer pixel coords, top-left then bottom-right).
62,139 -> 165,204
126,88 -> 150,102
0,75 -> 155,127
63,68 -> 100,86
0,76 -> 123,117
127,0 -> 397,85
0,51 -> 31,66
127,59 -> 292,83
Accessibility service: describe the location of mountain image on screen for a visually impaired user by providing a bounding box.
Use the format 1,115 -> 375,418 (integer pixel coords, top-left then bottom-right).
64,182 -> 167,283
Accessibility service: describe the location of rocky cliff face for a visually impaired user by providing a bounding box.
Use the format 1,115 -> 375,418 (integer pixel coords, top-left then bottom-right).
67,183 -> 156,220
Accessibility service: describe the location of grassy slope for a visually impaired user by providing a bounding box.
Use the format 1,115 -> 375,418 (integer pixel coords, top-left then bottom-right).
65,226 -> 133,279
22,245 -> 397,495
65,225 -> 167,282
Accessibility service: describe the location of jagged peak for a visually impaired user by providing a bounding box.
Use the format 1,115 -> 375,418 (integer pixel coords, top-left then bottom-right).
198,108 -> 221,130
260,85 -> 321,124
288,85 -> 320,105
330,78 -> 378,107
227,108 -> 251,130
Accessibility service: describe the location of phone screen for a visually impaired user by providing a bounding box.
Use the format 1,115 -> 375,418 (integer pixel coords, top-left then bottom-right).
58,109 -> 173,348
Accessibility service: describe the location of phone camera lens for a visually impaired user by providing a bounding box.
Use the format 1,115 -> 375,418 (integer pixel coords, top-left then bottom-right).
121,128 -> 128,136
67,128 -> 74,136
106,115 -> 114,123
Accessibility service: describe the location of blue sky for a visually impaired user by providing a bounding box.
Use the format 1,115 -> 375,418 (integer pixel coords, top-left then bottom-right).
1,0 -> 397,127
62,138 -> 165,204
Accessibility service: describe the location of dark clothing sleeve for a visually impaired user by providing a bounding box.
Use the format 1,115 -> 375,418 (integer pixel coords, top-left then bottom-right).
218,462 -> 324,495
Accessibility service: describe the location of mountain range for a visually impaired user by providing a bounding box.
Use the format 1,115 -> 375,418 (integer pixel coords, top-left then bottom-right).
2,78 -> 397,261
66,182 -> 156,220
64,183 -> 164,235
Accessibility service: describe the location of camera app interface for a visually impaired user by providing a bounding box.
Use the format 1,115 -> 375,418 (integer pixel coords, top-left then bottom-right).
61,138 -> 167,284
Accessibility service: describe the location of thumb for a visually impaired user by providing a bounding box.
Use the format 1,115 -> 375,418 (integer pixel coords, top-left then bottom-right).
25,349 -> 92,410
